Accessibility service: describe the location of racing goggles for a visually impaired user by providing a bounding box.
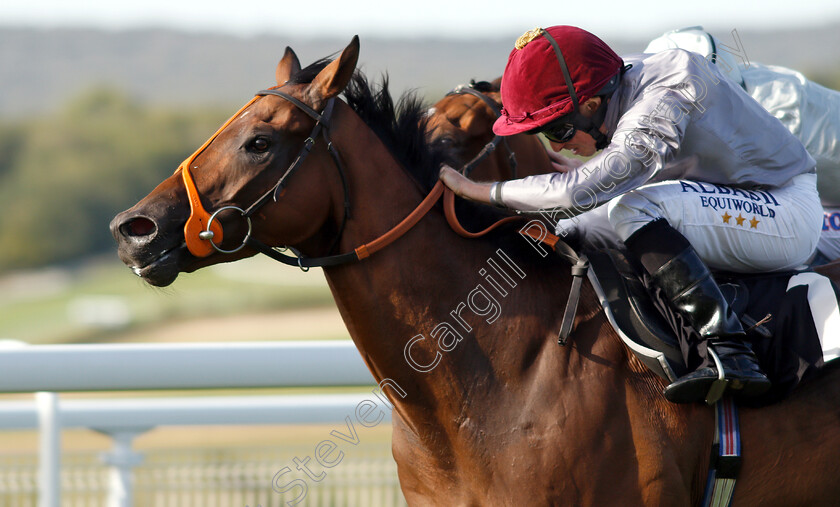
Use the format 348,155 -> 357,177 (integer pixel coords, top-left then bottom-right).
539,119 -> 576,143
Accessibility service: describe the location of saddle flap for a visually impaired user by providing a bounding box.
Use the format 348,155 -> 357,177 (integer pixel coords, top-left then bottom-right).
587,249 -> 686,382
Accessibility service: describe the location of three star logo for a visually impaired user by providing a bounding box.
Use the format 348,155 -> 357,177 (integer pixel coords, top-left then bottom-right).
721,212 -> 760,229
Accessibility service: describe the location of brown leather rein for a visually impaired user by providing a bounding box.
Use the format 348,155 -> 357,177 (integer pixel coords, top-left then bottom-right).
178,86 -> 564,270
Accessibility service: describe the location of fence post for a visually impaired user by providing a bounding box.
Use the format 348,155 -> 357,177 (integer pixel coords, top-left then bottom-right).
36,392 -> 60,507
97,429 -> 148,507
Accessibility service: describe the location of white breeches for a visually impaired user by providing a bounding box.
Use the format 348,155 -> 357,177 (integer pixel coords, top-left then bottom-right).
606,173 -> 822,273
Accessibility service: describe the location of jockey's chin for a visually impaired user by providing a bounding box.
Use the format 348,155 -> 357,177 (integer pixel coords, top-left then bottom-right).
548,130 -> 598,157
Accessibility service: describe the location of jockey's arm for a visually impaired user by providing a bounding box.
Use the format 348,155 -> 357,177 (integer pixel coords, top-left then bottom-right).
439,165 -> 494,205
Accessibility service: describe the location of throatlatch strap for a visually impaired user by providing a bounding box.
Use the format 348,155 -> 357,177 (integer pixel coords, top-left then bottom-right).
702,397 -> 742,507
245,181 -> 447,269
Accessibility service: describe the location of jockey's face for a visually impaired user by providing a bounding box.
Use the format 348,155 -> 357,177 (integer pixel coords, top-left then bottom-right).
545,96 -> 605,157
548,130 -> 598,157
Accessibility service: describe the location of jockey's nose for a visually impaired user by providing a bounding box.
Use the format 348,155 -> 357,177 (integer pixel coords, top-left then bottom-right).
548,140 -> 569,151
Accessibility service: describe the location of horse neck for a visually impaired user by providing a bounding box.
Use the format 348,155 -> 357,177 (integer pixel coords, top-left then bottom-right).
318,103 -> 626,426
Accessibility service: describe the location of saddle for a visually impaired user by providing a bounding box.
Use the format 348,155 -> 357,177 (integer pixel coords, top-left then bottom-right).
584,247 -> 840,403
447,203 -> 838,403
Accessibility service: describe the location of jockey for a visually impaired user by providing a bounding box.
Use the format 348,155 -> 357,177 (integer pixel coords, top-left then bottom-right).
646,26 -> 840,266
439,25 -> 822,404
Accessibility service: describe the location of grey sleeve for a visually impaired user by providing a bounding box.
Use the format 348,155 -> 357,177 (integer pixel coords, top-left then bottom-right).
497,88 -> 691,214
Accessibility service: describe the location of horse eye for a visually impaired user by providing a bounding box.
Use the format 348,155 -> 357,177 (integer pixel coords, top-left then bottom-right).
249,137 -> 271,153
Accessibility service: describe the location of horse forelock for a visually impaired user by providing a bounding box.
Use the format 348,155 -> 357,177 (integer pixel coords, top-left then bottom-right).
287,57 -> 335,85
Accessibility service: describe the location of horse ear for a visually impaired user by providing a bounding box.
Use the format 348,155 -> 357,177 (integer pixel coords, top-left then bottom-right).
276,47 -> 302,85
308,36 -> 359,104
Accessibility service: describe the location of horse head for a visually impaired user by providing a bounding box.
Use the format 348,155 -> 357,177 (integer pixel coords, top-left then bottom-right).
426,80 -> 503,169
111,38 -> 363,287
426,78 -> 553,180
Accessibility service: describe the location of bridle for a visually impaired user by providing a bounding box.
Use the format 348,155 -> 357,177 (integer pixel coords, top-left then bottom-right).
178,85 -> 462,270
178,87 -> 353,268
445,82 -> 518,178
178,83 -> 587,343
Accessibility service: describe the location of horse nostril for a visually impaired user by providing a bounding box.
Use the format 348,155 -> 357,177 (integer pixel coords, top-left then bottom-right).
121,217 -> 157,238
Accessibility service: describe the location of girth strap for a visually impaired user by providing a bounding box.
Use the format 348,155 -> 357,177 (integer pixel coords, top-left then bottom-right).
559,253 -> 590,345
702,397 -> 742,507
517,219 -> 588,345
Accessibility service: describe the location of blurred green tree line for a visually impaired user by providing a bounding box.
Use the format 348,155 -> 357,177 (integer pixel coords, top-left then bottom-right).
0,88 -> 230,273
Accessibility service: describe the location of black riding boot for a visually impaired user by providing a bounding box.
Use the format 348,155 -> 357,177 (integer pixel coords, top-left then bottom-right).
625,220 -> 771,404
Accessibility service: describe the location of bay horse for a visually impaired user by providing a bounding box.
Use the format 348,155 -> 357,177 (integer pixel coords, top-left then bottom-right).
110,37 -> 840,505
425,79 -> 554,180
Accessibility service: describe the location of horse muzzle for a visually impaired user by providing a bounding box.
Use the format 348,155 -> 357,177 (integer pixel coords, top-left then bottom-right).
110,209 -> 187,287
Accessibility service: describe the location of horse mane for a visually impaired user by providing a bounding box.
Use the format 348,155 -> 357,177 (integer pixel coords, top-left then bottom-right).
290,58 -> 450,190
343,72 -> 453,192
291,57 -> 560,264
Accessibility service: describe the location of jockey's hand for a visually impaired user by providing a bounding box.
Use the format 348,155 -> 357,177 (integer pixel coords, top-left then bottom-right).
439,165 -> 493,205
552,163 -> 576,173
546,150 -> 584,172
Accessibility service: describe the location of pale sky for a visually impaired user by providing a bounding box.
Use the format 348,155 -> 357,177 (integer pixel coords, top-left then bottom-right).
2,0 -> 840,40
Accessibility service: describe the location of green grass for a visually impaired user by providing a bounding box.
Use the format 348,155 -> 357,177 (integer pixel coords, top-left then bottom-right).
0,255 -> 336,345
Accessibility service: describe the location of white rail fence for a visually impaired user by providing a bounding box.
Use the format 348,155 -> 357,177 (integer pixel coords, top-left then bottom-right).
0,341 -> 401,507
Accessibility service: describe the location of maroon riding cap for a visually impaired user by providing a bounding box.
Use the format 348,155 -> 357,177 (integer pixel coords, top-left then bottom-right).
494,25 -> 623,136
